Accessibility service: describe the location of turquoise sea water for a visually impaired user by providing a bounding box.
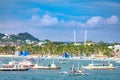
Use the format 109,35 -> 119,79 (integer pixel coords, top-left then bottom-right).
0,57 -> 120,80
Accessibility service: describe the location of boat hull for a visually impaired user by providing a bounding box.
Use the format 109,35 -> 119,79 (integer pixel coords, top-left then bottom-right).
32,67 -> 61,70
89,67 -> 116,70
23,65 -> 35,68
82,66 -> 116,70
69,73 -> 84,76
0,68 -> 30,71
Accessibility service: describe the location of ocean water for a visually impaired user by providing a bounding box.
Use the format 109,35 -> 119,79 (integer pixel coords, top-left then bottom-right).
0,57 -> 120,80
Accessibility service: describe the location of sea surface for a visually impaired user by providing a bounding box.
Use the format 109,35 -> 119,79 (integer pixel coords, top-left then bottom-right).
0,57 -> 120,80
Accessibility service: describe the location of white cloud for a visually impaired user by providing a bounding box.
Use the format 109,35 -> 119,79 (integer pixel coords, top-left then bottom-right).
50,15 -> 119,28
0,14 -> 59,30
86,16 -> 103,27
85,15 -> 119,27
40,15 -> 58,26
64,21 -> 85,27
0,15 -> 119,34
29,15 -> 59,27
107,15 -> 119,25
31,15 -> 40,21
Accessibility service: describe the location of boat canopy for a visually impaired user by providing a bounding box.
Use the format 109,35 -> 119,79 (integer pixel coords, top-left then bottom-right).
63,52 -> 69,58
19,50 -> 30,56
19,50 -> 23,56
23,50 -> 30,56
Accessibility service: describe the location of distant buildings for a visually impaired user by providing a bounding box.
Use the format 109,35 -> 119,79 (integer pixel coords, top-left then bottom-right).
108,45 -> 120,52
37,41 -> 46,46
108,45 -> 120,57
2,34 -> 10,40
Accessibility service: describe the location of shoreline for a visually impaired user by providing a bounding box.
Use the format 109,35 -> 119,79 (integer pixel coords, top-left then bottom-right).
0,55 -> 119,60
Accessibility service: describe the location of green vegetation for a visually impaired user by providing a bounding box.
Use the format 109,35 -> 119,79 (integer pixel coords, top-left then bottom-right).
0,32 -> 39,42
0,33 -> 5,40
0,41 -> 114,57
0,32 -> 117,57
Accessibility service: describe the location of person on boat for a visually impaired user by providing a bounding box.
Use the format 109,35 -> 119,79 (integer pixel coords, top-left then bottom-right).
77,68 -> 84,73
103,61 -> 108,66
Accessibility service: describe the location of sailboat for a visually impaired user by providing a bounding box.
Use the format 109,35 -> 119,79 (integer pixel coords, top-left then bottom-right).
69,63 -> 84,76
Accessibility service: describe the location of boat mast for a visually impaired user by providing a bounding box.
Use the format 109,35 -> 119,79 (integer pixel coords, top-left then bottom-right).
77,63 -> 79,71
73,30 -> 76,45
72,64 -> 74,72
84,30 -> 87,46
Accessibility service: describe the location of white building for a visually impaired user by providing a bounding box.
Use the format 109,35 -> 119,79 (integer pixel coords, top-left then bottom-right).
108,45 -> 120,52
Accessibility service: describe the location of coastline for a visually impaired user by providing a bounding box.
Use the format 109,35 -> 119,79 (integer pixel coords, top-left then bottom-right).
0,54 -> 119,61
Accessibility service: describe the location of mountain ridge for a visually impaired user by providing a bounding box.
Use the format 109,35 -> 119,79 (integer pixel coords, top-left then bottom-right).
0,32 -> 39,42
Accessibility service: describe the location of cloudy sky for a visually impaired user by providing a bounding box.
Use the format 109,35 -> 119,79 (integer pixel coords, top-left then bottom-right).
0,0 -> 120,42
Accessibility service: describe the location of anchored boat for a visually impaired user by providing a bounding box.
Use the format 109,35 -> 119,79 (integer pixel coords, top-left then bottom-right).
69,63 -> 84,76
82,60 -> 116,70
0,61 -> 29,71
32,60 -> 61,70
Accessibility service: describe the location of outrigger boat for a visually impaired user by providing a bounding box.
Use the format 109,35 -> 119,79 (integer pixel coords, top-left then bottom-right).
82,60 -> 116,70
32,60 -> 61,70
0,61 -> 29,71
5,60 -> 35,68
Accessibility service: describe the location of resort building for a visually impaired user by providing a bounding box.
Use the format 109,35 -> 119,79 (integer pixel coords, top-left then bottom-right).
108,45 -> 120,57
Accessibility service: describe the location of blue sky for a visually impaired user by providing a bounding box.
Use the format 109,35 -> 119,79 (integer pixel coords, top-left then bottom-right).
0,0 -> 120,42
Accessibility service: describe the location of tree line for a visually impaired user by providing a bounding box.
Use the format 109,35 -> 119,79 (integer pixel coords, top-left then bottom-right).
0,41 -> 116,57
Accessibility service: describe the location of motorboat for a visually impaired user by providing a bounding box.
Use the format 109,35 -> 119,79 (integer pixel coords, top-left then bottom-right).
0,61 -> 29,71
32,60 -> 61,70
82,60 -> 116,70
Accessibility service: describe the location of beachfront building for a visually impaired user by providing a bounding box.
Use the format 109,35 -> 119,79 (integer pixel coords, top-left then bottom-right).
108,45 -> 120,57
108,45 -> 120,52
85,42 -> 95,46
37,41 -> 46,46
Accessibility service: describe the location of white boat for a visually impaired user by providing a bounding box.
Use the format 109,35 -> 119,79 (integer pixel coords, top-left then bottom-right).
0,61 -> 29,71
18,60 -> 35,68
32,60 -> 61,70
82,60 -> 116,70
7,60 -> 35,68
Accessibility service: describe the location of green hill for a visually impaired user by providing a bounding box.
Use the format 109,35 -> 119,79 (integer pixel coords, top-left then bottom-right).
0,32 -> 39,42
